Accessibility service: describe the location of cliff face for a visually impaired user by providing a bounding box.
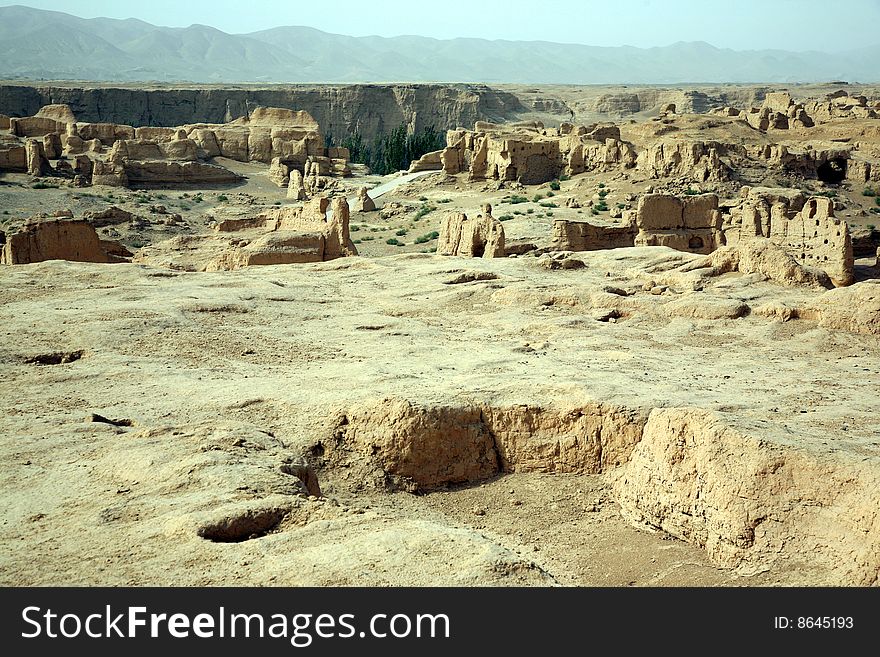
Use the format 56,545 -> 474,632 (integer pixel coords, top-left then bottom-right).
0,84 -> 527,141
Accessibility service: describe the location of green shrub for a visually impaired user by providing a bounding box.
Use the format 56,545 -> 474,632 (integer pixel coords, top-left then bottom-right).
499,214 -> 514,221
539,201 -> 557,208
353,239 -> 362,244
31,182 -> 57,189
617,203 -> 626,209
438,198 -> 452,204
684,187 -> 700,195
863,187 -> 877,197
559,174 -> 570,181
414,204 -> 435,220
509,195 -> 528,204
217,195 -> 228,202
532,194 -> 543,202
395,229 -> 407,236
386,238 -> 401,245
414,231 -> 440,244
598,183 -> 605,189
351,225 -> 361,232
595,201 -> 609,212
549,180 -> 561,190
526,208 -> 534,214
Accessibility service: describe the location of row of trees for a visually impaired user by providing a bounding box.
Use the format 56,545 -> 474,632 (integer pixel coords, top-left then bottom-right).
326,124 -> 445,176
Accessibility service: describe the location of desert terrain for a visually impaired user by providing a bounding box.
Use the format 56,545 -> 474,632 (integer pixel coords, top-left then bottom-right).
1,81 -> 879,587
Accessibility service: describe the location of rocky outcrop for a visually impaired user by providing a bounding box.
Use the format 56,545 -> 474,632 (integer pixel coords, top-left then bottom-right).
287,169 -> 307,201
705,240 -> 832,288
437,204 -> 505,258
351,187 -> 376,212
636,141 -> 729,182
1,218 -> 131,265
614,408 -> 880,585
801,281 -> 880,335
208,197 -> 357,270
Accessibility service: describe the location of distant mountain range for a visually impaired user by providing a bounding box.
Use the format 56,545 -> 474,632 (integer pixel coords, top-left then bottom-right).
1,4 -> 878,84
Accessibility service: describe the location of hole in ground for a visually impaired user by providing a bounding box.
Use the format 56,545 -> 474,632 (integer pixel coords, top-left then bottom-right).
24,350 -> 84,365
198,507 -> 288,543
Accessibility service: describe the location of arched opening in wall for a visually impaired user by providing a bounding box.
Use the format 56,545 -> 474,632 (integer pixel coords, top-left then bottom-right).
817,158 -> 847,184
472,240 -> 486,258
688,236 -> 704,251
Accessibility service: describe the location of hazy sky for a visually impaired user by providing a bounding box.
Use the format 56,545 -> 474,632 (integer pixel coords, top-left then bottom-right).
5,0 -> 880,51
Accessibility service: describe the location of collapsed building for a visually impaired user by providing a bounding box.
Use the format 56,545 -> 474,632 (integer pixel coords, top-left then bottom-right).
552,189 -> 853,286
409,120 -> 639,184
0,104 -> 352,189
0,216 -> 132,265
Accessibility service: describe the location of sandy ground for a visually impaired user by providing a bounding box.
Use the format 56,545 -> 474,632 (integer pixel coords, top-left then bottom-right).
1,247 -> 878,586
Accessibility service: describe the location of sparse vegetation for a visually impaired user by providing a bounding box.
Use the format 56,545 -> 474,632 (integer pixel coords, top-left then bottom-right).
684,187 -> 701,195
509,195 -> 528,204
217,195 -> 228,202
498,214 -> 514,221
549,180 -> 561,190
863,187 -> 876,197
539,201 -> 557,208
31,182 -> 58,189
414,231 -> 440,244
438,198 -> 452,204
386,238 -> 402,246
414,204 -> 435,220
395,229 -> 407,236
532,194 -> 544,202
